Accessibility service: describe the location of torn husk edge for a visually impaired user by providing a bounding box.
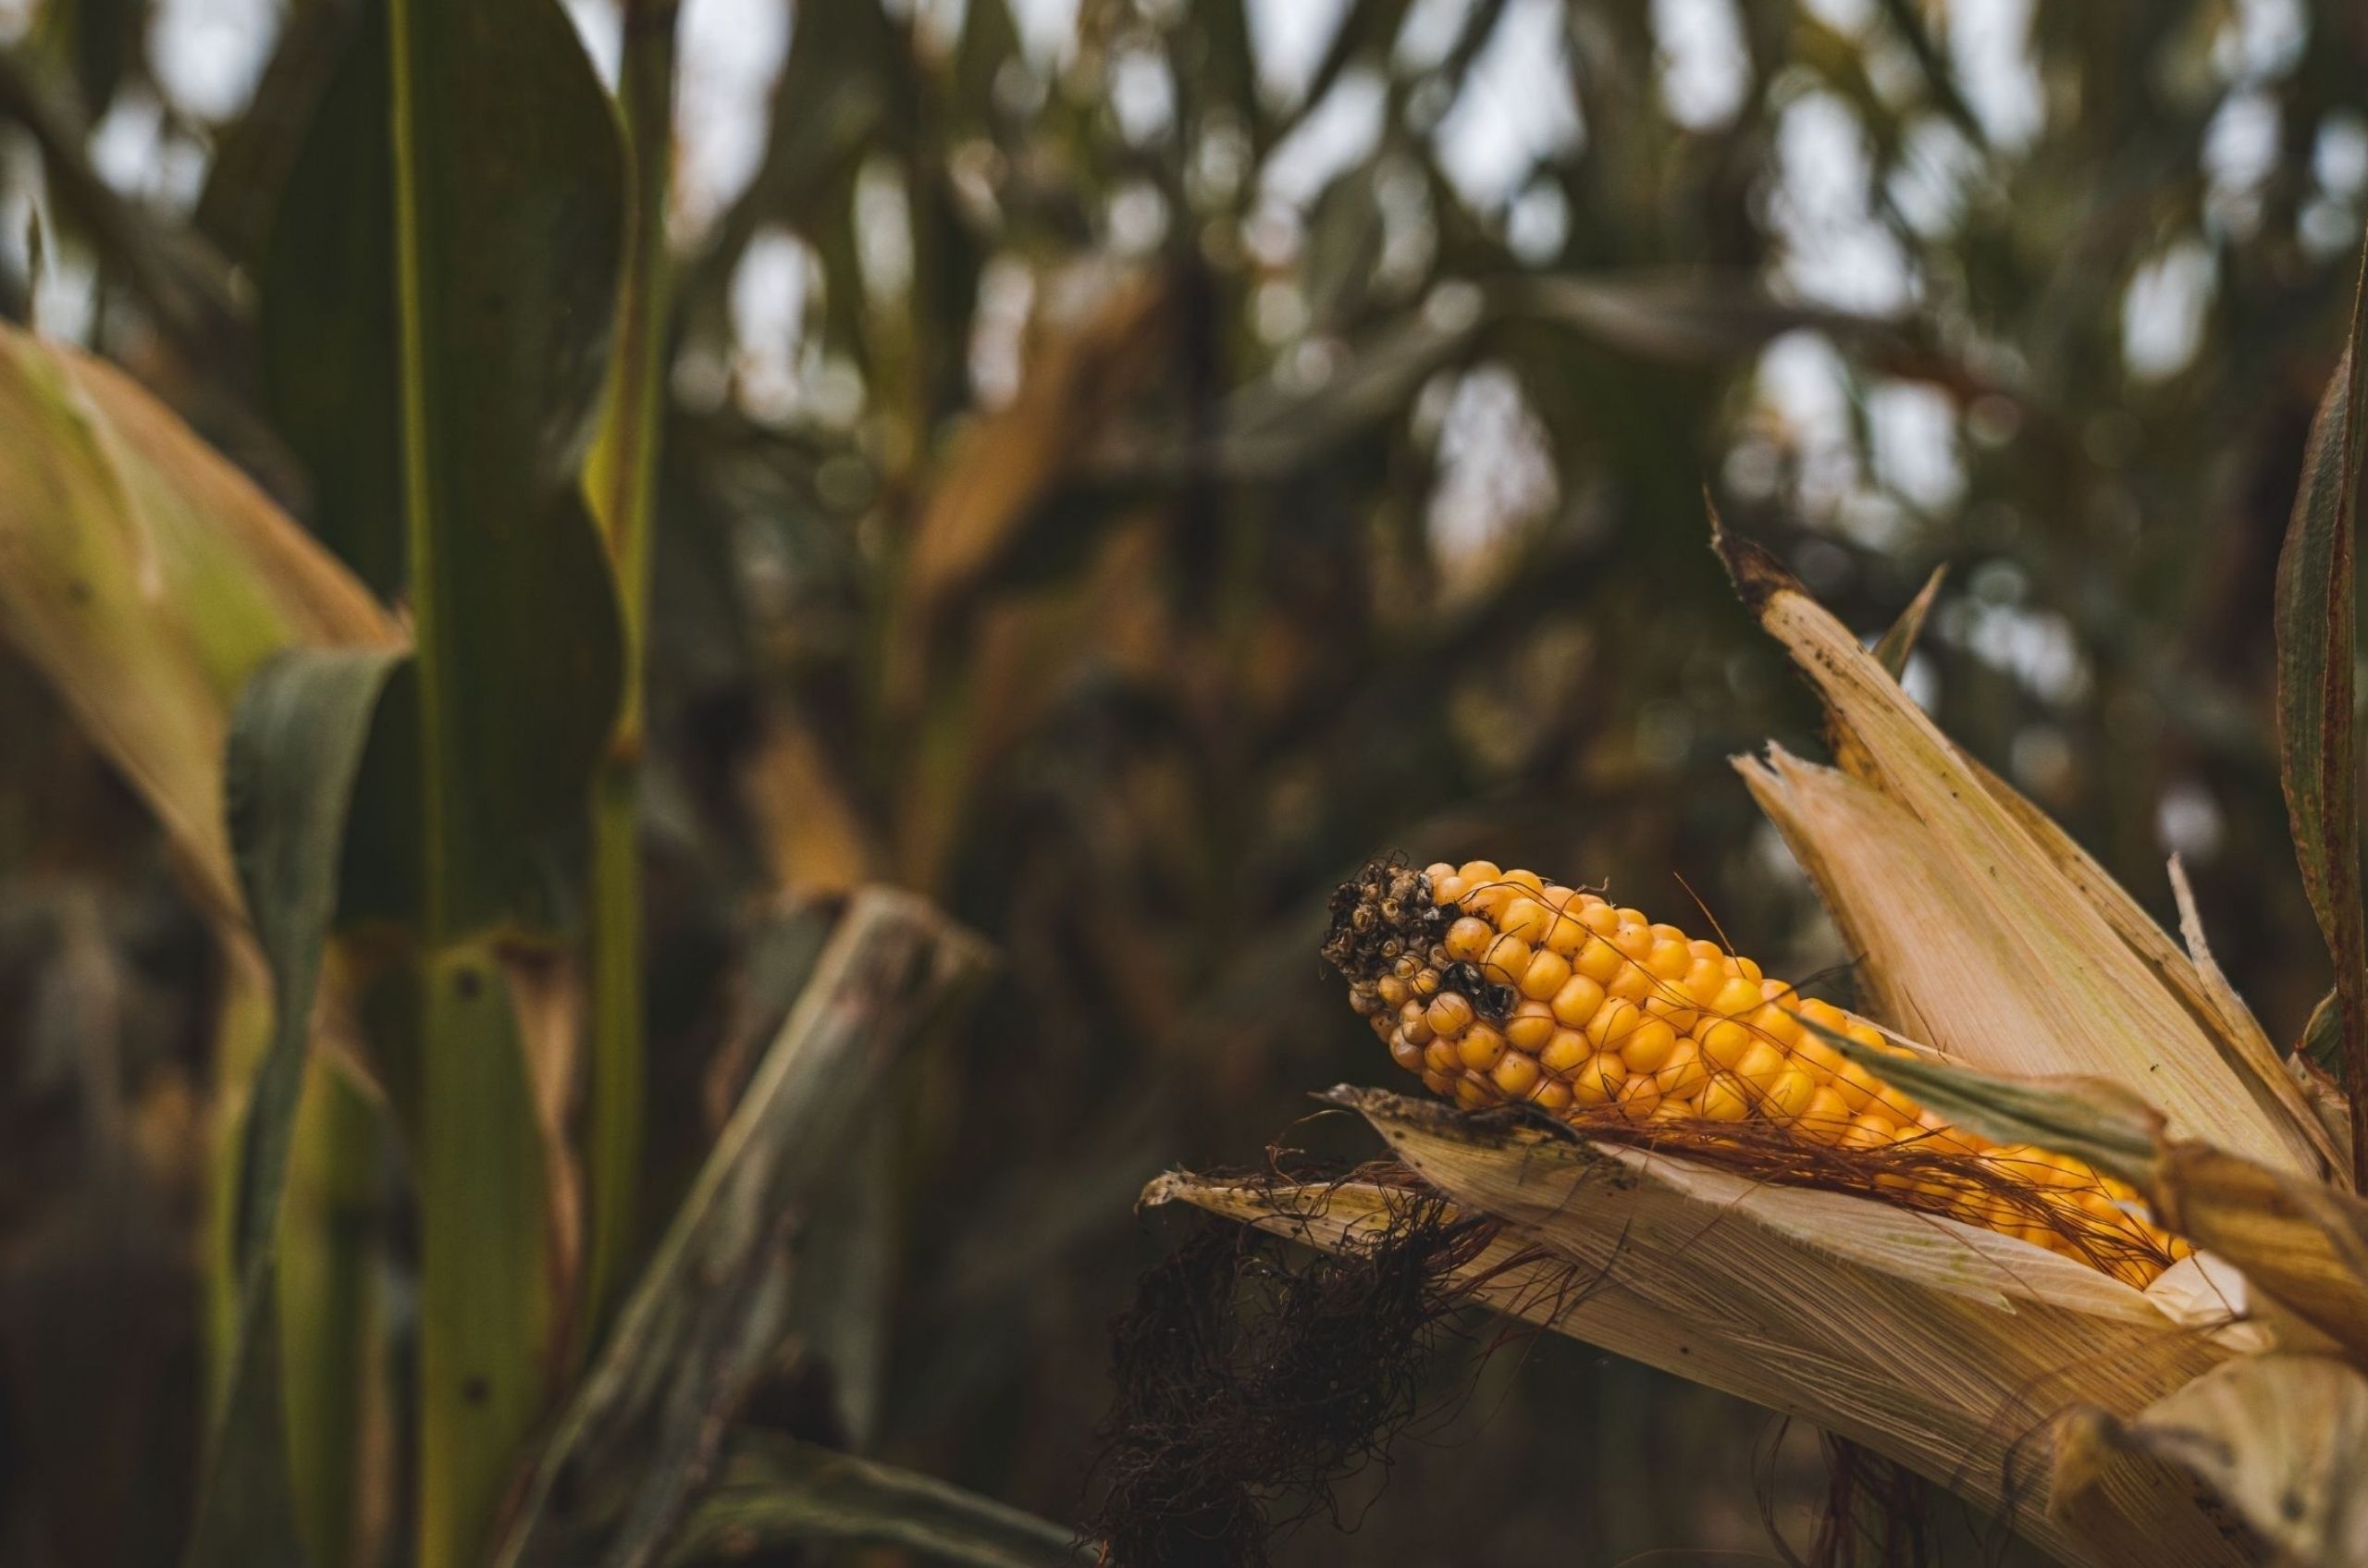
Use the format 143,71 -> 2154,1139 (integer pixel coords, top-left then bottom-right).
1712,519 -> 2338,1184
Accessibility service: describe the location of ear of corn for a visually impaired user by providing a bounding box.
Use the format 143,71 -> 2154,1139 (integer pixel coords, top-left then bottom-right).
1323,857 -> 2189,1287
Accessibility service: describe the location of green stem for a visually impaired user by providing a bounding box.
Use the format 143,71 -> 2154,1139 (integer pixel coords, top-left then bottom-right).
583,0 -> 679,1334
388,2 -> 556,1560
386,0 -> 446,942
281,1067 -> 383,1568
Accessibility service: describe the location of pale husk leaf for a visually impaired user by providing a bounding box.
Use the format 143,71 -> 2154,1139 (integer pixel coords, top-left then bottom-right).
2102,1352 -> 2368,1568
1149,1088 -> 2248,1568
1721,533 -> 2333,1180
1821,1036 -> 2368,1367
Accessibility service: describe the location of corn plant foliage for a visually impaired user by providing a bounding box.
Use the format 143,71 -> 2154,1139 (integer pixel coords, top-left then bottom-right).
257,2 -> 400,600
2276,243 -> 2368,1177
286,0 -> 625,940
0,321 -> 399,923
187,648 -> 403,1568
498,890 -> 994,1568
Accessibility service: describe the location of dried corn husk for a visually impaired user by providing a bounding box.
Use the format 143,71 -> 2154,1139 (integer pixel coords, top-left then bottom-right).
1719,531 -> 2335,1181
1147,1089 -> 2246,1568
2068,1353 -> 2368,1568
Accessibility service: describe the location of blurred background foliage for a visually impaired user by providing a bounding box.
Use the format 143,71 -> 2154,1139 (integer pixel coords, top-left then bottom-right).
1,0 -> 2364,1562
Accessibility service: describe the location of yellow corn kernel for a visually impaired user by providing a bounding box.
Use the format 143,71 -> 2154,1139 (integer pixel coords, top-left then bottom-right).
1457,1023 -> 1507,1073
1698,1018 -> 1755,1069
1733,1040 -> 1788,1093
1796,1086 -> 1853,1142
1708,976 -> 1765,1019
1791,1032 -> 1843,1078
1519,949 -> 1573,1001
1571,1052 -> 1628,1105
1504,999 -> 1557,1053
1539,1028 -> 1591,1077
1397,999 -> 1433,1044
1696,1078 -> 1750,1121
1424,992 -> 1474,1039
1606,963 -> 1656,1004
1747,1002 -> 1803,1046
1620,1017 -> 1680,1074
1654,1040 -> 1709,1098
1762,1065 -> 1818,1123
1499,897 -> 1553,945
1539,904 -> 1588,955
1574,936 -> 1624,983
1444,916 -> 1493,962
1840,1111 -> 1896,1150
1586,999 -> 1642,1050
1479,933 -> 1532,986
1833,1059 -> 1882,1113
1645,940 -> 1691,981
1493,1051 -> 1542,1098
1613,1075 -> 1662,1120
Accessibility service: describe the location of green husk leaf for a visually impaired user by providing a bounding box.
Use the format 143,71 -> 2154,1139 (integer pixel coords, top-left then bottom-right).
2275,237 -> 2368,1164
1815,1028 -> 2368,1366
1803,1020 -> 2161,1181
2308,989 -> 2347,1077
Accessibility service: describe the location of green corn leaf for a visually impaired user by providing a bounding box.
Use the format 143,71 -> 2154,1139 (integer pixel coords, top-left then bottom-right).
187,647 -> 405,1568
2275,234 -> 2368,1171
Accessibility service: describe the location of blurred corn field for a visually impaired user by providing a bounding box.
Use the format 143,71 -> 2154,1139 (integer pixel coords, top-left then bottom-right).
6,0 -> 2368,1564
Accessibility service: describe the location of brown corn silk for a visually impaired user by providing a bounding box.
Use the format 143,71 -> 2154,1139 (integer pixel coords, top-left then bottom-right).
1324,857 -> 2188,1288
